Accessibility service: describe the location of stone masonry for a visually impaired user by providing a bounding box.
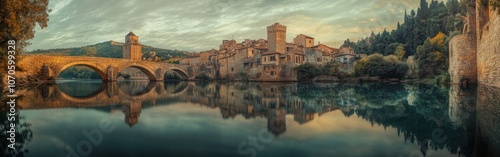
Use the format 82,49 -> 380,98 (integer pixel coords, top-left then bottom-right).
16,55 -> 190,81
450,0 -> 500,88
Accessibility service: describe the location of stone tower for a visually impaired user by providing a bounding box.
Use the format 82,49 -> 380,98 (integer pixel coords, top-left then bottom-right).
449,0 -> 477,86
123,31 -> 142,60
267,22 -> 287,53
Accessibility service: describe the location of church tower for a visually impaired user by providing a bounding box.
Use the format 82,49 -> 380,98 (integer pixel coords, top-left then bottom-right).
123,31 -> 142,60
267,23 -> 287,54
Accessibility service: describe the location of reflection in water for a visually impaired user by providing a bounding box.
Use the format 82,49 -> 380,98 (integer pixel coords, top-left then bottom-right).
4,81 -> 500,157
475,85 -> 500,157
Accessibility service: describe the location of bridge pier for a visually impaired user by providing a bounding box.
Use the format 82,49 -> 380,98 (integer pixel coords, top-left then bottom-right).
41,64 -> 54,81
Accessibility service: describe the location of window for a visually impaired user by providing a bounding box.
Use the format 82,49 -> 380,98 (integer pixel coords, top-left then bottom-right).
317,57 -> 321,62
309,40 -> 311,43
270,71 -> 275,76
231,67 -> 234,71
270,56 -> 276,61
264,57 -> 267,62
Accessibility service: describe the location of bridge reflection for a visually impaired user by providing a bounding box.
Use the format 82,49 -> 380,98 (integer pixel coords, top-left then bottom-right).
13,81 -> 500,156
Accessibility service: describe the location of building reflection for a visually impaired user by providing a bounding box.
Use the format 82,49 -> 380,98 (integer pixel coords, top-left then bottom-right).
123,101 -> 142,127
13,81 -> 500,157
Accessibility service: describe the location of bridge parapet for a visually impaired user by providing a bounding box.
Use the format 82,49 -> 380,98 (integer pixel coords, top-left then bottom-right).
16,55 -> 191,81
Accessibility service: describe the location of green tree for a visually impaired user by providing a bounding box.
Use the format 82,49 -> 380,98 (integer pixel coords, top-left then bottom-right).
294,63 -> 321,81
394,45 -> 406,61
355,53 -> 408,79
82,47 -> 97,56
415,32 -> 448,79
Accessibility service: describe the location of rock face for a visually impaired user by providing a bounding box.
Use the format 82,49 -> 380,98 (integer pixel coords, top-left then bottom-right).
449,0 -> 500,88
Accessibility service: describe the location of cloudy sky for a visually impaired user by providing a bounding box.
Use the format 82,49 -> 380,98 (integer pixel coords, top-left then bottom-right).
28,0 -> 423,52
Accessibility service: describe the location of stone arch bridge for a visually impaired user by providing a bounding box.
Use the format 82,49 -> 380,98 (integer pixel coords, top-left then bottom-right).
18,55 -> 192,81
16,81 -> 193,109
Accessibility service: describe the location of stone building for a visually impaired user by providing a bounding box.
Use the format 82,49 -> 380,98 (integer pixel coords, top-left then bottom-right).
448,0 -> 500,88
267,22 -> 287,53
123,32 -> 142,60
184,22 -> 343,81
293,34 -> 315,48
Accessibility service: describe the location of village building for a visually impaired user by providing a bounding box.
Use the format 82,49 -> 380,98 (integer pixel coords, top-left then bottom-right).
185,22 -> 352,81
293,34 -> 315,48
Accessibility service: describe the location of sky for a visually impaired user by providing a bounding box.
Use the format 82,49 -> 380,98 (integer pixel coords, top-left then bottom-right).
27,0 -> 425,52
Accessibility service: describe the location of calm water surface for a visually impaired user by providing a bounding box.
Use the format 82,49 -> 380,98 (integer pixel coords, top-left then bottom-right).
2,80 -> 500,157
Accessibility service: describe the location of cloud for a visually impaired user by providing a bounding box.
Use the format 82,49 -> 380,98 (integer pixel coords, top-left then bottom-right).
27,0 -> 423,52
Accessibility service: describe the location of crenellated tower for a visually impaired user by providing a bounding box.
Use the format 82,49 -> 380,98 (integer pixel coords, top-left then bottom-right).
123,31 -> 142,60
267,23 -> 287,53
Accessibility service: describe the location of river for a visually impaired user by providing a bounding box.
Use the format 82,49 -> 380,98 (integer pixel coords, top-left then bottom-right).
2,80 -> 499,157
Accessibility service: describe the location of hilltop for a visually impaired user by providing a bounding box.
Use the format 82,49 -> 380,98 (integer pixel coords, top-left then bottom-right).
27,40 -> 189,61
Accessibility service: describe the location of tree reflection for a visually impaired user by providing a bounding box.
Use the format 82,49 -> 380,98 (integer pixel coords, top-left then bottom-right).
0,105 -> 33,157
13,81 -> 487,157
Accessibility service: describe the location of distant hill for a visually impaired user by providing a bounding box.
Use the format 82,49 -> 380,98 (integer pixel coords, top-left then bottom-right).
27,40 -> 189,61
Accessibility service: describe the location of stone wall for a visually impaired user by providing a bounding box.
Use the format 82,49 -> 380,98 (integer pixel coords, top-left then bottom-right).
476,3 -> 500,88
475,85 -> 500,156
449,0 -> 500,88
449,34 -> 477,85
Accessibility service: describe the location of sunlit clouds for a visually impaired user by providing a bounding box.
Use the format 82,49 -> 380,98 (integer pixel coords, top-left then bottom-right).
28,0 -> 424,52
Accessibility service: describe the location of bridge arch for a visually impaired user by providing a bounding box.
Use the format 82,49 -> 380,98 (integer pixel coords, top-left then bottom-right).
57,62 -> 107,80
169,67 -> 189,79
116,64 -> 157,81
116,81 -> 157,100
56,82 -> 108,102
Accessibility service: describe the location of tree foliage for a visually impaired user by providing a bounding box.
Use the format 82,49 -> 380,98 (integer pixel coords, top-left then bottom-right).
29,41 -> 188,61
294,63 -> 321,81
355,53 -> 409,79
294,61 -> 349,81
0,0 -> 50,86
340,0 -> 465,56
58,66 -> 102,79
415,32 -> 448,79
339,0 -> 467,81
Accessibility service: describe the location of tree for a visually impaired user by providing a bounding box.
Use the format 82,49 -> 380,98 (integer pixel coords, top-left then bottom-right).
394,45 -> 406,61
354,53 -> 408,79
82,47 -> 97,56
294,63 -> 321,81
415,32 -> 448,79
1,0 -> 50,86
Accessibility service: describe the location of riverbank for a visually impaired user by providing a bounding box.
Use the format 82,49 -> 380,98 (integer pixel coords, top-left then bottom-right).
2,75 -> 447,93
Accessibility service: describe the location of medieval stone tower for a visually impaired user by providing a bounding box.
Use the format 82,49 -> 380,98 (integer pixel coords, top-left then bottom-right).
123,31 -> 142,60
267,23 -> 287,53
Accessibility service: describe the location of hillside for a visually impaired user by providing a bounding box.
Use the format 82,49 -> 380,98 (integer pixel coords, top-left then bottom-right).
27,40 -> 189,61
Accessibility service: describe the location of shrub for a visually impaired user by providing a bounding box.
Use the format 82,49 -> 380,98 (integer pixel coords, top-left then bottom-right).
194,73 -> 211,81
355,53 -> 409,79
237,71 -> 248,81
294,63 -> 321,81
